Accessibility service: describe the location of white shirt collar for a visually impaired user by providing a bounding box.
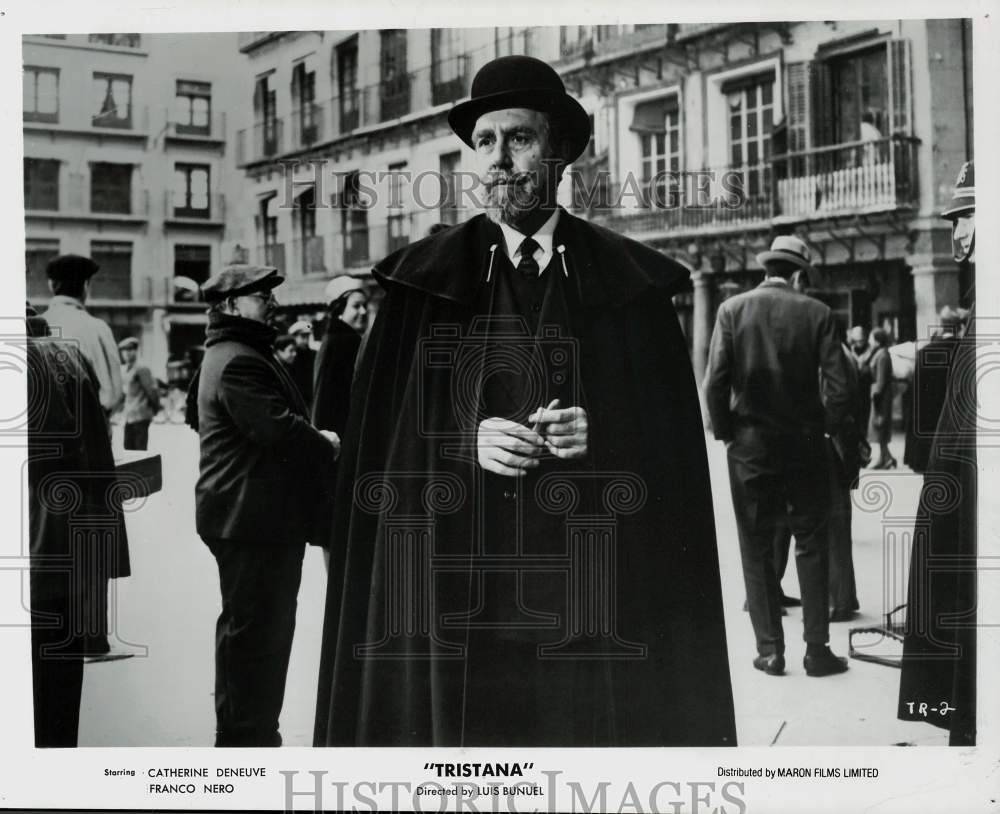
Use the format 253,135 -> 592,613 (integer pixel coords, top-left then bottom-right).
498,208 -> 561,276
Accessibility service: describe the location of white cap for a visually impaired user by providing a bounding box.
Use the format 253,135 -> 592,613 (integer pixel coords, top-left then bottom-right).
289,320 -> 313,335
324,276 -> 365,304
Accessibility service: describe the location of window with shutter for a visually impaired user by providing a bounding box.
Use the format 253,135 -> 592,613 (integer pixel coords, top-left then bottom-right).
89,241 -> 132,300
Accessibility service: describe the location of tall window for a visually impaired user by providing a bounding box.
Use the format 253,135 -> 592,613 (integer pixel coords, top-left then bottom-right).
26,238 -> 59,300
631,96 -> 681,201
830,46 -> 888,144
259,193 -> 282,269
379,30 -> 409,121
725,76 -> 773,200
23,66 -> 59,123
174,80 -> 211,135
24,158 -> 59,210
341,171 -> 369,266
89,241 -> 132,299
439,151 -> 461,226
431,29 -> 466,105
253,74 -> 279,156
496,27 -> 533,57
92,72 -> 132,129
173,164 -> 210,218
295,186 -> 324,274
173,244 -> 211,302
337,39 -> 359,132
387,160 -> 409,253
90,162 -> 133,214
292,62 -> 318,145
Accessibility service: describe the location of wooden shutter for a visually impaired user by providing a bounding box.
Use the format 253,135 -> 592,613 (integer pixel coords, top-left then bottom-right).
784,61 -> 812,153
888,37 -> 913,135
809,59 -> 833,148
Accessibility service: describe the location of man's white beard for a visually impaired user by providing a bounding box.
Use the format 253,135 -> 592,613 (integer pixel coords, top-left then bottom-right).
484,176 -> 547,228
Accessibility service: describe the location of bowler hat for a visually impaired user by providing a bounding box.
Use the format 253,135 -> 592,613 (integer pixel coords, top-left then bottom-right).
46,254 -> 100,282
755,235 -> 815,274
941,160 -> 974,220
447,56 -> 591,163
201,264 -> 283,304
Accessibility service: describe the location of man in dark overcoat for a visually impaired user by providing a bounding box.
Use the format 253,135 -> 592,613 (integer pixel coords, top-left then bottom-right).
313,56 -> 735,747
195,265 -> 339,747
27,306 -> 129,745
898,161 -> 977,745
704,235 -> 853,677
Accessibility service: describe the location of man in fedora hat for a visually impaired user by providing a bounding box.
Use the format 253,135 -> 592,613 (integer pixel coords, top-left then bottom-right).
42,254 -> 123,416
314,55 -> 735,747
117,337 -> 160,451
194,264 -> 340,746
704,234 -> 853,677
898,161 -> 977,745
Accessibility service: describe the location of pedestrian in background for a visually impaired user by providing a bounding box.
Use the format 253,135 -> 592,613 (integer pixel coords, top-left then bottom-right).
194,264 -> 340,747
118,337 -> 160,451
705,234 -> 852,678
274,334 -> 298,372
42,254 -> 123,418
288,321 -> 316,408
867,327 -> 896,469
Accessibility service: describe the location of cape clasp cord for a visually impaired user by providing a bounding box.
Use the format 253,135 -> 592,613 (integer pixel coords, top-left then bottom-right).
556,244 -> 569,278
486,243 -> 498,283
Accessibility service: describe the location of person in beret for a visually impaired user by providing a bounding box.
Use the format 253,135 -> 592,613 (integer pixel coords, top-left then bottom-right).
898,161 -> 977,745
42,254 -> 123,416
193,264 -> 340,747
704,234 -> 853,678
314,56 -> 736,747
117,337 -> 159,451
286,320 -> 316,408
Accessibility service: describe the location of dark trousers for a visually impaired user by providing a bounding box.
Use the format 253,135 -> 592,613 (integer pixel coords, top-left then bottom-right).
205,538 -> 304,747
828,449 -> 859,612
30,591 -> 84,747
727,425 -> 831,655
123,420 -> 151,451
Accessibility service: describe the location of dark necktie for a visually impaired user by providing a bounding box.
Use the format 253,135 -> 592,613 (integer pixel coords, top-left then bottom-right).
516,237 -> 540,278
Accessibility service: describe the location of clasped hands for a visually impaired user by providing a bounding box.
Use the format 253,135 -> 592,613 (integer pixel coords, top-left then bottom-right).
477,399 -> 588,477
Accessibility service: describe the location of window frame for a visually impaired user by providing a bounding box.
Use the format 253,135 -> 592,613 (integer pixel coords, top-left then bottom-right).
23,65 -> 59,124
92,71 -> 133,129
173,163 -> 211,219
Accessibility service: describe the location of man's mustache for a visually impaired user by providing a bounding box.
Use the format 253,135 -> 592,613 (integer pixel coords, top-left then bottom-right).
485,170 -> 536,189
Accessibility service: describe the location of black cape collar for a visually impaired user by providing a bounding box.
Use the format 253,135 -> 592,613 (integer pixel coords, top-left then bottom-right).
371,209 -> 690,308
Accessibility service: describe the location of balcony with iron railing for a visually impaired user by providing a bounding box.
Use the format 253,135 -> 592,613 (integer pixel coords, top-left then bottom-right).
588,136 -> 920,238
163,191 -> 226,226
290,103 -> 325,148
236,118 -> 284,166
432,55 -> 471,106
560,24 -> 671,60
380,74 -> 411,122
165,111 -> 227,145
24,103 -> 149,138
25,174 -> 149,223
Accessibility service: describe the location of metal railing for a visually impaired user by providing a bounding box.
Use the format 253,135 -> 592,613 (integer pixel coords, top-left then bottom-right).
167,111 -> 227,141
237,118 -> 284,165
290,103 -> 324,147
431,55 -> 470,106
164,191 -> 226,222
289,235 -> 327,276
91,104 -> 149,133
379,74 -> 411,122
26,174 -> 149,218
588,136 -> 920,236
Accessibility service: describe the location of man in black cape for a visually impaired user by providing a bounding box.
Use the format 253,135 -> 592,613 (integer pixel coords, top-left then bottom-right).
314,55 -> 735,747
898,161 -> 977,745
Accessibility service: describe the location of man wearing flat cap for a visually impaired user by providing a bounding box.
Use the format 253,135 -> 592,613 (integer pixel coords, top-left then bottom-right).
704,234 -> 853,678
194,264 -> 339,747
42,254 -> 123,416
315,56 -> 735,747
118,337 -> 159,451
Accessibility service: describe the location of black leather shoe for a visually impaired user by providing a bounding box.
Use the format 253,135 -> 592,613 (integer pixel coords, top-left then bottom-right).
780,593 -> 802,607
829,607 -> 857,623
804,647 -> 849,676
753,653 -> 785,676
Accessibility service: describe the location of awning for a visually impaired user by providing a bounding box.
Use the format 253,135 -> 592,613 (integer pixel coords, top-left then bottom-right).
629,95 -> 679,133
